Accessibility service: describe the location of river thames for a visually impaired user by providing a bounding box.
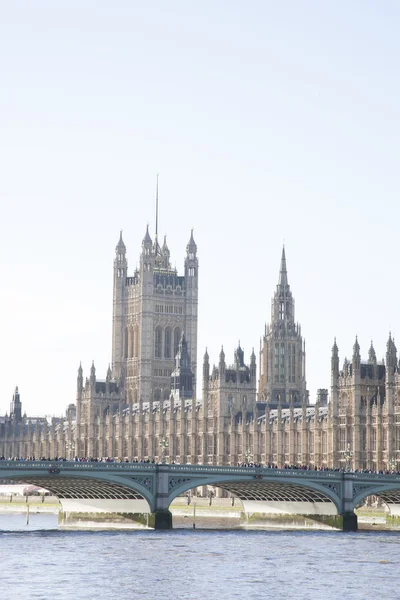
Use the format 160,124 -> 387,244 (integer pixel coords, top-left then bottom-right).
1,514 -> 400,600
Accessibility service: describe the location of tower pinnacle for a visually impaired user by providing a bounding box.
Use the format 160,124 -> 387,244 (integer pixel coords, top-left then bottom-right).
278,246 -> 288,288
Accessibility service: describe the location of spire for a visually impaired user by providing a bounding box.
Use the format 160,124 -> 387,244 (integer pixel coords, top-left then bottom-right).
186,229 -> 197,254
116,230 -> 126,254
368,340 -> 377,364
162,235 -> 169,254
332,338 -> 338,356
155,174 -> 159,239
143,224 -> 152,246
278,246 -> 288,287
90,360 -> 96,384
353,335 -> 360,358
106,364 -> 112,382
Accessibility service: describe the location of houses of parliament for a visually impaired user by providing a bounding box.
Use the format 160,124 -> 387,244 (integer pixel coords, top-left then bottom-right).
1,220 -> 400,473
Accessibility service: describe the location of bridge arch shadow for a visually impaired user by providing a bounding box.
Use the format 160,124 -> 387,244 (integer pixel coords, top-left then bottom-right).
352,484 -> 400,516
0,470 -> 153,514
167,475 -> 341,516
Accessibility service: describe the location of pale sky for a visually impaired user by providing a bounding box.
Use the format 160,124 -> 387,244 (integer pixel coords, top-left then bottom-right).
0,1 -> 399,416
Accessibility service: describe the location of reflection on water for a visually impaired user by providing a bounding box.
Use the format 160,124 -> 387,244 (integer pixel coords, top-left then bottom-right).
1,514 -> 400,600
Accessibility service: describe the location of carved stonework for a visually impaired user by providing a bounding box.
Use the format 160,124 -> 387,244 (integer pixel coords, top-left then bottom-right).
352,483 -> 373,500
131,475 -> 154,493
168,476 -> 192,491
321,482 -> 341,498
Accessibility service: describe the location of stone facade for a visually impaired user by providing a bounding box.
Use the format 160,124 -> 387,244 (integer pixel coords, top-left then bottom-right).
2,232 -> 400,473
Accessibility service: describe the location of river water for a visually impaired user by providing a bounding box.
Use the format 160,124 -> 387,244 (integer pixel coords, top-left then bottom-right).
1,514 -> 400,600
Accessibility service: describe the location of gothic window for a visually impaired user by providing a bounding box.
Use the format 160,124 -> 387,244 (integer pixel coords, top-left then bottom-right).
396,427 -> 400,451
340,428 -> 346,452
124,328 -> 128,359
279,301 -> 285,320
274,343 -> 279,382
291,345 -> 296,383
322,431 -> 327,454
284,432 -> 289,453
280,343 -> 285,382
129,328 -> 134,359
174,327 -> 181,357
164,327 -> 171,359
228,395 -> 233,412
155,326 -> 162,359
134,326 -> 139,357
297,432 -> 302,454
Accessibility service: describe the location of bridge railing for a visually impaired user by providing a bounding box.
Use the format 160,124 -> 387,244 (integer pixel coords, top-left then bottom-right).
1,461 -> 400,481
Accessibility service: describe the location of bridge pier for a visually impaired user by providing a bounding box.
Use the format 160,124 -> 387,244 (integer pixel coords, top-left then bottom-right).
151,509 -> 173,530
340,511 -> 358,532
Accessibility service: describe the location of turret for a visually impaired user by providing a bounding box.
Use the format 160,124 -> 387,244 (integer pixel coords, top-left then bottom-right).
184,229 -> 199,390
250,348 -> 256,381
353,336 -> 361,371
368,340 -> 377,365
9,386 -> 22,423
90,361 -> 96,387
219,346 -> 226,377
331,338 -> 339,384
112,231 -> 127,381
203,348 -> 210,384
170,333 -> 193,399
77,362 -> 83,392
272,246 -> 293,323
386,333 -> 397,380
141,224 -> 153,256
234,342 -> 244,369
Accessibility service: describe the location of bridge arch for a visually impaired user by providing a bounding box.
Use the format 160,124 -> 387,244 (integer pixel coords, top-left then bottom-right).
167,474 -> 342,515
0,469 -> 154,512
351,483 -> 400,514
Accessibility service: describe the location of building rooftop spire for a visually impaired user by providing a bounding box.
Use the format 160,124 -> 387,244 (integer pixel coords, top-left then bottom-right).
278,246 -> 288,287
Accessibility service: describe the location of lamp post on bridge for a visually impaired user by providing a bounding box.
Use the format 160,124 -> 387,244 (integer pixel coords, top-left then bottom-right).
342,443 -> 353,472
388,456 -> 397,473
244,449 -> 253,465
67,441 -> 75,461
159,436 -> 169,464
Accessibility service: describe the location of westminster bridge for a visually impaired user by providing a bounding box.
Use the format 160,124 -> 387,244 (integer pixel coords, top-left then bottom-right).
2,461 -> 400,530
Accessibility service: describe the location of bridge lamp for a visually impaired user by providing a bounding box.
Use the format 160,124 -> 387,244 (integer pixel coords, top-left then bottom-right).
67,441 -> 75,460
244,449 -> 253,464
342,443 -> 353,472
388,457 -> 397,472
159,436 -> 169,464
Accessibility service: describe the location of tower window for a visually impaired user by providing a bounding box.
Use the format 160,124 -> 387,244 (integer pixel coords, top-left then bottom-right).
274,343 -> 279,383
155,327 -> 162,359
280,343 -> 285,382
164,327 -> 171,359
174,328 -> 181,357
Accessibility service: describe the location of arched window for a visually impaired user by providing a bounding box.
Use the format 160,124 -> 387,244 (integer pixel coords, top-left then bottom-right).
274,343 -> 279,382
124,328 -> 128,359
164,327 -> 171,359
134,326 -> 139,357
155,326 -> 162,358
280,343 -> 285,382
174,327 -> 181,358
